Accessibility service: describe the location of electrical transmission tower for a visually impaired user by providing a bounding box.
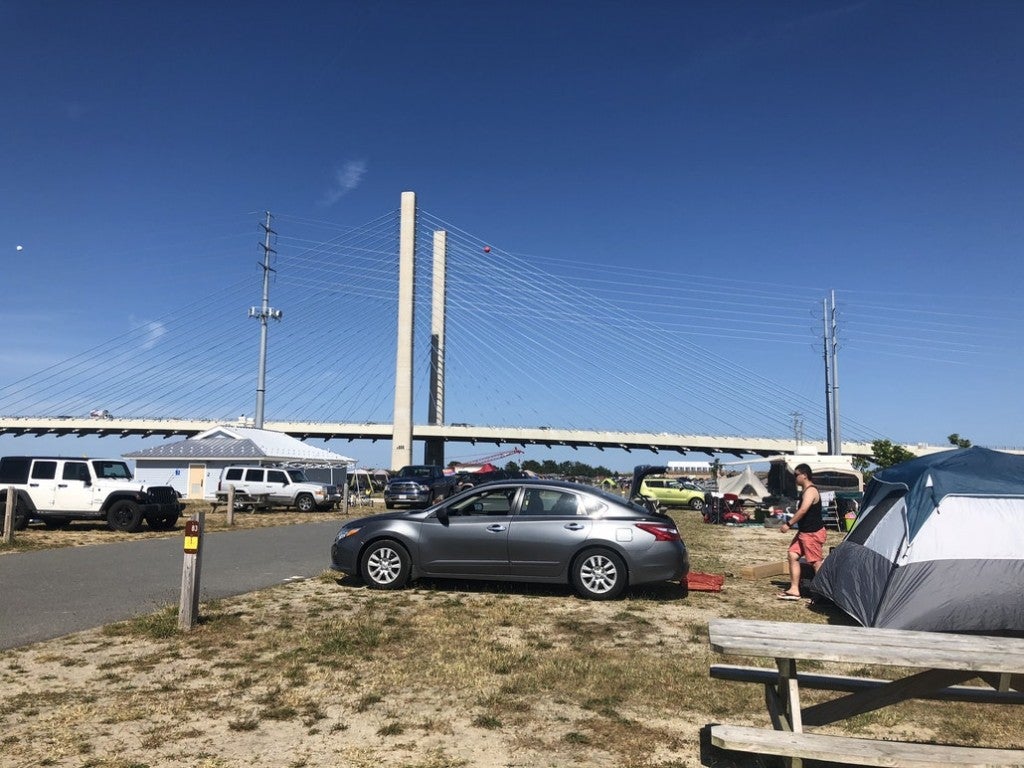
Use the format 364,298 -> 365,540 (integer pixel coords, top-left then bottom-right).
250,211 -> 283,429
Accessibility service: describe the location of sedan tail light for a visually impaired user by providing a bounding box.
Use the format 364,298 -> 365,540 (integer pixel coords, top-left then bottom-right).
635,523 -> 680,542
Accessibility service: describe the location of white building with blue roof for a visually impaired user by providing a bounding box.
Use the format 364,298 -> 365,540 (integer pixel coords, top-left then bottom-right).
125,425 -> 356,500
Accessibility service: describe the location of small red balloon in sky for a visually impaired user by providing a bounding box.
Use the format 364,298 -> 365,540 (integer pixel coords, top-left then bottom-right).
483,245 -> 491,253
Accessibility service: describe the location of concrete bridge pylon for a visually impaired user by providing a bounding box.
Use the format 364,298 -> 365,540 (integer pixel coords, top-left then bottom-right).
390,191 -> 416,470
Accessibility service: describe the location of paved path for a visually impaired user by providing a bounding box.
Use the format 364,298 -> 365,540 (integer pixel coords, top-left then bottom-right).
0,520 -> 344,650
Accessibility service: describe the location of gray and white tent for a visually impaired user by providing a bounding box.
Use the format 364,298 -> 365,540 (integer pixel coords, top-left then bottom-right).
812,446 -> 1024,632
717,467 -> 770,504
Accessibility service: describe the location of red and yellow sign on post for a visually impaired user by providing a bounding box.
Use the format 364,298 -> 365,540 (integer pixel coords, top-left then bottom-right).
183,519 -> 200,554
179,513 -> 205,632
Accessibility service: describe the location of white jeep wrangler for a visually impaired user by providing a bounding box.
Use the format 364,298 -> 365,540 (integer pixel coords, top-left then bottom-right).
0,456 -> 183,532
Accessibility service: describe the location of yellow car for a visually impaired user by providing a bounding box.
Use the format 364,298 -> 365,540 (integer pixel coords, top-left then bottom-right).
640,477 -> 706,511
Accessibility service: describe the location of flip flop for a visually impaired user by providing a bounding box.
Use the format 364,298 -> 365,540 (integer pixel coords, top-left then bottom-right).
777,593 -> 802,601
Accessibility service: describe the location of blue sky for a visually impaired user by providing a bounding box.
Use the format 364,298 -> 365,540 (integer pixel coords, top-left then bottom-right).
2,1 -> 1023,471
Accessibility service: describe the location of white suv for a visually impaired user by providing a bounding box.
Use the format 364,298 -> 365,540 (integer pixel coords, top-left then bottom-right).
217,466 -> 341,512
0,455 -> 182,532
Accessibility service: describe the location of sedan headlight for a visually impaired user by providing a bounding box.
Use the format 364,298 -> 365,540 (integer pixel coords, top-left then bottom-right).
337,526 -> 361,540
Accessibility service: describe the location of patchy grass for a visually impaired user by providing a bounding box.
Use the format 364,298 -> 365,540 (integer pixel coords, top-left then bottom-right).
1,514 -> 1019,767
0,500 -> 358,554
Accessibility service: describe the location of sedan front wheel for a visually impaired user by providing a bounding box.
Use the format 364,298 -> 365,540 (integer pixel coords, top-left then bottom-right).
571,548 -> 626,600
689,497 -> 705,511
360,540 -> 411,590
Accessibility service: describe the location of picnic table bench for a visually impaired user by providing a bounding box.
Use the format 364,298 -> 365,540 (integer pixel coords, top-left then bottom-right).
707,618 -> 1024,767
209,490 -> 272,513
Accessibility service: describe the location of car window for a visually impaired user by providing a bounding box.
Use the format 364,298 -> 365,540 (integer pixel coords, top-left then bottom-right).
549,491 -> 581,516
92,461 -> 132,479
244,469 -> 264,482
31,461 -> 57,480
63,462 -> 90,482
267,470 -> 288,484
225,468 -> 243,481
448,487 -> 516,517
582,496 -> 608,517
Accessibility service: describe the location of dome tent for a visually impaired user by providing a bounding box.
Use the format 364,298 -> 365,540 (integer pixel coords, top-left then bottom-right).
811,446 -> 1024,632
717,466 -> 769,504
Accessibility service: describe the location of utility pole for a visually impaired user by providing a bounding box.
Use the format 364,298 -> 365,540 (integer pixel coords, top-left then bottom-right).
829,289 -> 842,454
791,412 -> 804,450
822,298 -> 834,454
249,211 -> 282,430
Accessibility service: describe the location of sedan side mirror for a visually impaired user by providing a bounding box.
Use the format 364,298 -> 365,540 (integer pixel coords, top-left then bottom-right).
435,507 -> 449,525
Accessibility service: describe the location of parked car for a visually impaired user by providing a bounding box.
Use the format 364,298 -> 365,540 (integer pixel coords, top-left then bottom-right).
454,469 -> 528,492
218,465 -> 341,512
331,478 -> 688,600
384,465 -> 457,509
0,455 -> 182,532
639,477 -> 706,511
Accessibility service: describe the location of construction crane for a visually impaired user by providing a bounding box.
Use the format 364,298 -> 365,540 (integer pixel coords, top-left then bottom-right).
450,447 -> 524,469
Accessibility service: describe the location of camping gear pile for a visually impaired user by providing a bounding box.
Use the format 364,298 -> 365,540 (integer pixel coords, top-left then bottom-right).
703,493 -> 749,525
812,446 -> 1024,632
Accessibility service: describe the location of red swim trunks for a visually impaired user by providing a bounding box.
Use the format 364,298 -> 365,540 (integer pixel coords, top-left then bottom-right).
789,528 -> 827,565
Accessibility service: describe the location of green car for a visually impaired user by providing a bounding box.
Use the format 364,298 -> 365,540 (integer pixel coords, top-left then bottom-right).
640,477 -> 706,511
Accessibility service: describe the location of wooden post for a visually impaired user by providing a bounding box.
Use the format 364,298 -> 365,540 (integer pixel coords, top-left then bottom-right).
226,484 -> 235,527
178,511 -> 205,632
2,486 -> 14,545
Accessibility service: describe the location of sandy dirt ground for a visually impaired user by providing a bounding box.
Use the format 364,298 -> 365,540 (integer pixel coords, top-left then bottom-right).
2,515 -> 1018,768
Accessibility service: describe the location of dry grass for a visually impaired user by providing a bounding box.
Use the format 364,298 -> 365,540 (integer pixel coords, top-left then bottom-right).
1,512 -> 1021,767
0,499 -> 354,553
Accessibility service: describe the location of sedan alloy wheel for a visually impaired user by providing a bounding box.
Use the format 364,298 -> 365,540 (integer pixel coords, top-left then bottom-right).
572,548 -> 626,600
360,540 -> 410,589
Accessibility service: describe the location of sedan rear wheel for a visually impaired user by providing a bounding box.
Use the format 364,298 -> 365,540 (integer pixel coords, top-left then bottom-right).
361,540 -> 411,590
571,548 -> 626,600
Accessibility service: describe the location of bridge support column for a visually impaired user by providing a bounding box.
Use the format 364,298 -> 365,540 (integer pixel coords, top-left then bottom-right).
425,229 -> 447,467
391,191 -> 416,470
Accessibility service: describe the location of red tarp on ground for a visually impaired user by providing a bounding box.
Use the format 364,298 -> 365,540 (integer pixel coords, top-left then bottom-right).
686,572 -> 725,592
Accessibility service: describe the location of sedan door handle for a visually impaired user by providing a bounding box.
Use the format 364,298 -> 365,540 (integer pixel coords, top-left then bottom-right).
486,524 -> 507,533
564,523 -> 585,531
57,484 -> 68,488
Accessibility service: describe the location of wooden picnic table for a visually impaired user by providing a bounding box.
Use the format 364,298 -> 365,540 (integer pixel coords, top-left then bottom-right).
707,618 -> 1024,767
210,490 -> 272,513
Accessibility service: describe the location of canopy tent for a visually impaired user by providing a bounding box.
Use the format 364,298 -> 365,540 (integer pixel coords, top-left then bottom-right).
717,467 -> 769,504
811,447 -> 1024,632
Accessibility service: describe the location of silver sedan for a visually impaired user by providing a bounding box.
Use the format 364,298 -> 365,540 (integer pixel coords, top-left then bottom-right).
331,479 -> 688,599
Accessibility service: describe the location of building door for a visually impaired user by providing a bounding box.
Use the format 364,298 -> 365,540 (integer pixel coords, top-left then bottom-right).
188,464 -> 206,499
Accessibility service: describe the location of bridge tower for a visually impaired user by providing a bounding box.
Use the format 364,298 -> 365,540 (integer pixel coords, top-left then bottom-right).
424,229 -> 447,467
391,192 -> 417,470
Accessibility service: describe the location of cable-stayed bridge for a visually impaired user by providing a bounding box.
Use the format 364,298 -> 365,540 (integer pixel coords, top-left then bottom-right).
0,194 -> 944,465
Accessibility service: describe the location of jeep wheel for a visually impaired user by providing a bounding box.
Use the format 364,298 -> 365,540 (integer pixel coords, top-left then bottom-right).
107,501 -> 144,532
13,500 -> 30,531
295,494 -> 316,513
146,512 -> 179,531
